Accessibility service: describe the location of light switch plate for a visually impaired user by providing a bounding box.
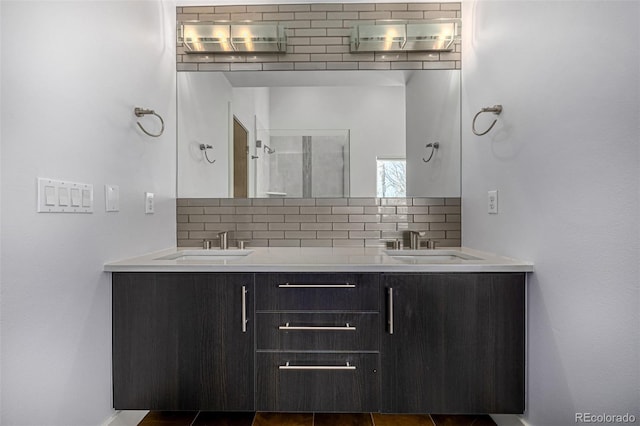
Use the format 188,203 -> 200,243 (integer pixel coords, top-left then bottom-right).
488,190 -> 498,214
105,185 -> 120,212
145,192 -> 154,214
38,178 -> 93,213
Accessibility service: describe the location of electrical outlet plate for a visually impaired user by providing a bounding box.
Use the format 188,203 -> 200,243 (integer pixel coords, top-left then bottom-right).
145,192 -> 154,214
488,190 -> 498,214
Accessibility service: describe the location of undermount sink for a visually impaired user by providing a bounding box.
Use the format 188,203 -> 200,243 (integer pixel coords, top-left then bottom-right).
155,249 -> 254,262
384,249 -> 482,263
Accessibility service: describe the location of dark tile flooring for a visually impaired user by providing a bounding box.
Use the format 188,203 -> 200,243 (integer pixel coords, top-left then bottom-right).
139,412 -> 497,426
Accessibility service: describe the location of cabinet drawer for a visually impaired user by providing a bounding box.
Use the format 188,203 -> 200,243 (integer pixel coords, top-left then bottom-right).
257,313 -> 379,351
256,352 -> 379,412
256,273 -> 379,311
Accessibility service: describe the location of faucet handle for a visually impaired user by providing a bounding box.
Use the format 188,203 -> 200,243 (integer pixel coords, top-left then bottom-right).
426,240 -> 438,250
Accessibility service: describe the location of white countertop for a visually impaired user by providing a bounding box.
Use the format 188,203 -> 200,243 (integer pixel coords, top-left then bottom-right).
104,247 -> 533,273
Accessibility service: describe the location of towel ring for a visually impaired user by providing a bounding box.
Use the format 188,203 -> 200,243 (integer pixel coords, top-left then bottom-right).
134,107 -> 165,137
199,144 -> 215,164
472,105 -> 502,136
422,142 -> 440,163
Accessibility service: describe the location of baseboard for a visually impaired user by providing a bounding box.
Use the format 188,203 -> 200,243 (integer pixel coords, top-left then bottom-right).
102,410 -> 149,426
491,414 -> 527,426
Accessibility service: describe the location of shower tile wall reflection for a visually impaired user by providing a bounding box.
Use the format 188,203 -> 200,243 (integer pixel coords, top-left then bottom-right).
176,197 -> 461,248
257,129 -> 349,198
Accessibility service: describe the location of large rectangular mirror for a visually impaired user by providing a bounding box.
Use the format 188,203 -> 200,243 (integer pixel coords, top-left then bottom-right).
177,70 -> 460,198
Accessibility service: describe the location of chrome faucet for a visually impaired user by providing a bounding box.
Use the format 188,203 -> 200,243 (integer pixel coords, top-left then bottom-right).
218,231 -> 229,250
409,231 -> 426,250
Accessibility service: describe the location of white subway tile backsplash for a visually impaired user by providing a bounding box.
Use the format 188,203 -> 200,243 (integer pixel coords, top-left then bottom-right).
286,231 -> 318,239
301,239 -> 333,247
204,206 -> 235,215
267,206 -> 300,214
300,206 -> 332,214
301,222 -> 333,231
269,222 -> 301,231
317,214 -> 349,222
284,198 -> 316,206
333,222 -> 365,231
332,206 -> 364,214
269,239 -> 301,247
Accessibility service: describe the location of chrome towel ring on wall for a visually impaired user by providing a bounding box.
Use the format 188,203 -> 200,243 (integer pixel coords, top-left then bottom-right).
472,105 -> 503,136
134,107 -> 165,137
199,143 -> 215,164
422,142 -> 440,163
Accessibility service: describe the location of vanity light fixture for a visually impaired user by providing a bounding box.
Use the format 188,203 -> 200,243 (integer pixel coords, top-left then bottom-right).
180,22 -> 287,53
350,20 -> 459,52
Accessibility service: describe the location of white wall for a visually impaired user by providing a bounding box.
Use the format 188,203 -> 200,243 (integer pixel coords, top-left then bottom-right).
269,86 -> 406,197
177,72 -> 232,197
0,1 -> 176,425
462,1 -> 639,425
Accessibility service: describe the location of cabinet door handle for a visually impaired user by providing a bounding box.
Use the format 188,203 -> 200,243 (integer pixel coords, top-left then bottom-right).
278,283 -> 356,288
278,322 -> 356,331
279,361 -> 356,371
388,287 -> 394,335
241,285 -> 248,333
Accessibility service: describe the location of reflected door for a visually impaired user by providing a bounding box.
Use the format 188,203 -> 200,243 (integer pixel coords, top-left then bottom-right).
233,117 -> 248,198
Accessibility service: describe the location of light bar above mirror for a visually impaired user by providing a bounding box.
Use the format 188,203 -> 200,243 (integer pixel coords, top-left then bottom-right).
350,20 -> 460,52
180,22 -> 287,53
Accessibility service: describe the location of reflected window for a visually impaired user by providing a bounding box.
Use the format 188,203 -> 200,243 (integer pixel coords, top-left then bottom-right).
377,158 -> 406,197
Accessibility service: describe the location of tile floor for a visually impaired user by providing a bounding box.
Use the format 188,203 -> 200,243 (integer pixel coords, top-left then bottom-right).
139,412 -> 497,426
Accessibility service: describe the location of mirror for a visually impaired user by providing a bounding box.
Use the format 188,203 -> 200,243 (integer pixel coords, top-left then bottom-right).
177,70 -> 460,198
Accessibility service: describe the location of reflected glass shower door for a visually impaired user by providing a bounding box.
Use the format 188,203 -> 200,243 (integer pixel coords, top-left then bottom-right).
254,129 -> 350,198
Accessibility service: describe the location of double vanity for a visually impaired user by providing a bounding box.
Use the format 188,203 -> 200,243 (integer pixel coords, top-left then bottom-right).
105,247 -> 532,414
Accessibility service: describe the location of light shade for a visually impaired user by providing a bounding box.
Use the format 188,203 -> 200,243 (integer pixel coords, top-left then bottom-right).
181,22 -> 286,53
351,20 -> 459,52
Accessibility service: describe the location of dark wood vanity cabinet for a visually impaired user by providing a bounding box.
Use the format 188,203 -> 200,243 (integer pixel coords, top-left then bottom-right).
112,273 -> 254,411
112,271 -> 525,414
380,273 -> 526,414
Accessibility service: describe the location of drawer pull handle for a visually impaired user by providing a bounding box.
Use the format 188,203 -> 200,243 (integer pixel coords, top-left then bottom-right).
278,283 -> 356,288
279,361 -> 356,371
278,322 -> 356,331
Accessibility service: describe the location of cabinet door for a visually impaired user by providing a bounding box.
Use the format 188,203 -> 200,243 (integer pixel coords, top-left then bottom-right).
113,273 -> 254,411
381,273 -> 525,414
